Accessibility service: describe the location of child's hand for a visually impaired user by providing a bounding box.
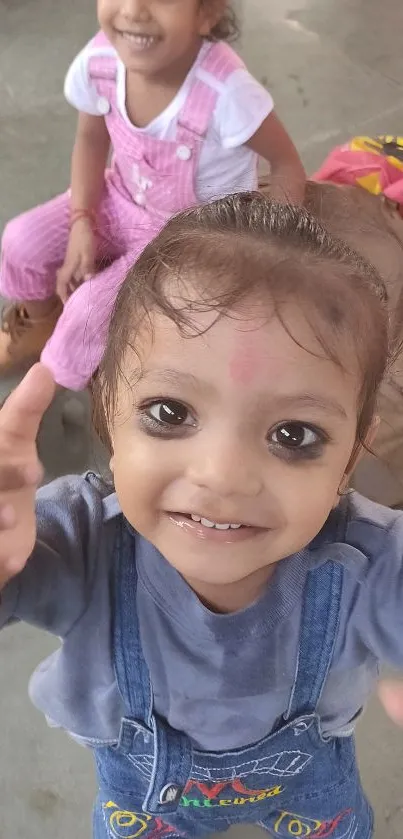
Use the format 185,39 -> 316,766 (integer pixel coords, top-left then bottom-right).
379,681 -> 403,726
56,219 -> 97,303
0,364 -> 55,589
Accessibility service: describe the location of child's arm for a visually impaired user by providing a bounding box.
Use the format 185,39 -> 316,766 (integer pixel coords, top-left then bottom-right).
70,112 -> 111,215
56,113 -> 111,303
247,111 -> 306,204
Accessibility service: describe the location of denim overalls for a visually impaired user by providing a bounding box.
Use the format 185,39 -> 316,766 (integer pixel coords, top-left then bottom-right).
93,521 -> 373,839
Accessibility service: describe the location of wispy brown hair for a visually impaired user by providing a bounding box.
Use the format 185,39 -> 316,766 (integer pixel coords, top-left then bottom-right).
95,192 -> 390,451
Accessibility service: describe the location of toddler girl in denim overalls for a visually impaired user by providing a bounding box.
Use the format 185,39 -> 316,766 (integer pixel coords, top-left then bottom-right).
0,0 -> 304,391
2,193 -> 403,839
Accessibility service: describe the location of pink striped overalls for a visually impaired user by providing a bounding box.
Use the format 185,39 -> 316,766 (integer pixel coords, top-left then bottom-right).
0,37 -> 244,390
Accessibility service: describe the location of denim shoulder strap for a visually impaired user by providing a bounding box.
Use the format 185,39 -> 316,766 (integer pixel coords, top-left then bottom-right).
285,560 -> 343,719
113,519 -> 153,727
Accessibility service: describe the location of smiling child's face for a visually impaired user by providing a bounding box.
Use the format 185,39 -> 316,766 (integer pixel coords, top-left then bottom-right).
97,0 -> 218,78
109,296 -> 361,609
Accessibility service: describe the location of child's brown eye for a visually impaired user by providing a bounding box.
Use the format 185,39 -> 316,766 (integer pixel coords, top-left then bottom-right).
268,422 -> 327,462
148,400 -> 189,426
270,423 -> 320,449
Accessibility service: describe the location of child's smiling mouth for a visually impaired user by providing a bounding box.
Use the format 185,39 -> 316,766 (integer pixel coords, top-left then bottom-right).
166,512 -> 267,542
115,30 -> 160,51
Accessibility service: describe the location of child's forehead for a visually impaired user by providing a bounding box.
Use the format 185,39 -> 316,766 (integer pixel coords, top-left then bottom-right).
229,331 -> 265,386
121,310 -> 358,427
134,303 -> 358,394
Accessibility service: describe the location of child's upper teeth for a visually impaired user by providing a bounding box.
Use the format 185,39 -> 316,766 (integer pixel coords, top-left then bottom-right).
126,33 -> 154,42
201,517 -> 215,528
190,514 -> 242,530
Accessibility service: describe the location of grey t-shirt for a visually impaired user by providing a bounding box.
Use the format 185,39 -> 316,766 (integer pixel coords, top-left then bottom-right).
1,472 -> 403,751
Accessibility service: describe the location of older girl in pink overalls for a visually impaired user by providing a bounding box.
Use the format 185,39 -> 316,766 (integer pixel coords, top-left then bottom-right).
0,0 -> 304,391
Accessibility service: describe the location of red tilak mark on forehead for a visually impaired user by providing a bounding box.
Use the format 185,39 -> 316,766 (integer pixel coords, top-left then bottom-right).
229,341 -> 261,386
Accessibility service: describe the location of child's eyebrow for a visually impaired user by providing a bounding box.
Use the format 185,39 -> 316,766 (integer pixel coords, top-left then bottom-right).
274,393 -> 348,420
139,369 -> 202,390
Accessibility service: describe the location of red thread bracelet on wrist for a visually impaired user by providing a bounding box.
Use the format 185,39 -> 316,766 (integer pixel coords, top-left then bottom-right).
70,208 -> 97,230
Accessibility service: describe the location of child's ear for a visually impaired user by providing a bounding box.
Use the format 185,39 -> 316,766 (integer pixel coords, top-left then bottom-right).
198,0 -> 225,36
335,415 -> 380,502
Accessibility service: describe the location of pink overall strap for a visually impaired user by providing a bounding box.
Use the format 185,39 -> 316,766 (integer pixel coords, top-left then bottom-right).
177,41 -> 246,140
87,30 -> 118,92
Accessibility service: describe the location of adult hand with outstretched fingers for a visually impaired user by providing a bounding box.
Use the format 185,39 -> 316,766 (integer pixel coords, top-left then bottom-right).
378,681 -> 403,726
0,363 -> 55,589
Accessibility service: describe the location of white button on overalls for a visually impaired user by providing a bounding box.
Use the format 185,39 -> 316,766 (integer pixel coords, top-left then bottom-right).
135,192 -> 146,206
97,96 -> 111,115
176,145 -> 192,161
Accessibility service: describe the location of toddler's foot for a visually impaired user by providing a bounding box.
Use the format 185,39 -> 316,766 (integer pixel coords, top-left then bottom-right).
0,302 -> 62,374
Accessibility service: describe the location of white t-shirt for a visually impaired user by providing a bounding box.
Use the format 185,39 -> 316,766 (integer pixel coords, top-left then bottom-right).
64,41 -> 274,203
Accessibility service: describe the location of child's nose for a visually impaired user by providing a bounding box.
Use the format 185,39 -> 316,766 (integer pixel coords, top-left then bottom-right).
187,434 -> 263,499
120,0 -> 151,22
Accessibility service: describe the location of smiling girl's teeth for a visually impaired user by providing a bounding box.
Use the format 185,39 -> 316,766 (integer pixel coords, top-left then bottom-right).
122,33 -> 156,48
190,514 -> 242,530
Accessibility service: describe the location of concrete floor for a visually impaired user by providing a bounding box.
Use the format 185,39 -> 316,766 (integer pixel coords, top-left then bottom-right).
1,0 -> 403,835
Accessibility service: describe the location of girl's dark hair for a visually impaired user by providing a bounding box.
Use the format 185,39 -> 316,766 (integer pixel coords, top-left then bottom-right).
95,193 -> 389,454
207,2 -> 240,42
